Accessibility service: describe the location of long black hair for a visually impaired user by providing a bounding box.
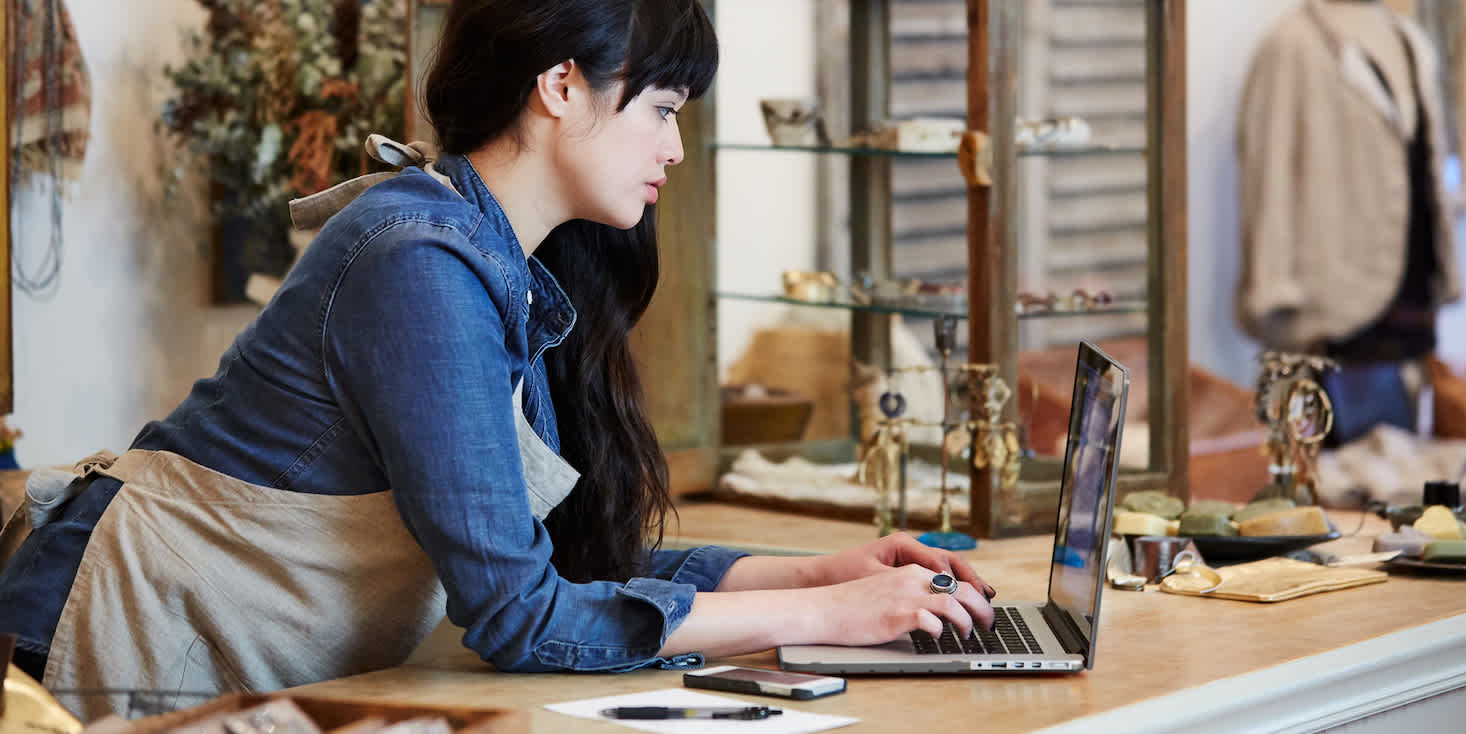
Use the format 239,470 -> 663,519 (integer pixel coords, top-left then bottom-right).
423,0 -> 718,583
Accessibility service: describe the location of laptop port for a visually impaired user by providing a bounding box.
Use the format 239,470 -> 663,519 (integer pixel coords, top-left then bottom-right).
1011,662 -> 1023,668
991,662 -> 1007,668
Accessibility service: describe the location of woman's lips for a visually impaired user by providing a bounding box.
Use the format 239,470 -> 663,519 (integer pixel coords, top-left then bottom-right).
646,178 -> 666,204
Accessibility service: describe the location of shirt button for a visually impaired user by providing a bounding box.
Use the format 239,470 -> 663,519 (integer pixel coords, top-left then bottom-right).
526,291 -> 534,306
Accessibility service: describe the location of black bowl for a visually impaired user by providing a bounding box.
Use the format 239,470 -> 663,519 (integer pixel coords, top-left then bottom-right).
1183,532 -> 1342,562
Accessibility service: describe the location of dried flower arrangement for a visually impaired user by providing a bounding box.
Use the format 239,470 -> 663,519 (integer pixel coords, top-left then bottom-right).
160,0 -> 407,290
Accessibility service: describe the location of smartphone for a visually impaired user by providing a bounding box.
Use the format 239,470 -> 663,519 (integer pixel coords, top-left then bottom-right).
683,665 -> 847,700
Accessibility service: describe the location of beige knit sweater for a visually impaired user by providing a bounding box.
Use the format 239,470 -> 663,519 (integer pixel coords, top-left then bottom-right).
1236,0 -> 1461,352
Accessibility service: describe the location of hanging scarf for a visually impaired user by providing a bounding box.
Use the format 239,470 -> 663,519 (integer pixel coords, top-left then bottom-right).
7,0 -> 90,296
8,0 -> 91,180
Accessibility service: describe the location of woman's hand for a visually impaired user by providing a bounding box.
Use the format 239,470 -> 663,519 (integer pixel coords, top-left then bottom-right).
814,564 -> 996,646
663,561 -> 996,659
811,533 -> 996,600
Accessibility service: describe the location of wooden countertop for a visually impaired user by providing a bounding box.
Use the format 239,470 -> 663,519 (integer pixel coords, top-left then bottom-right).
290,503 -> 1466,733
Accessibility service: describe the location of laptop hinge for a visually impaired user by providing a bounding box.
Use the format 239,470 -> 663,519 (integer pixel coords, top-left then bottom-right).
1040,602 -> 1088,657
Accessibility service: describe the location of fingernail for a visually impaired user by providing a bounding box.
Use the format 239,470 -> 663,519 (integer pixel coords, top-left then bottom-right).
983,585 -> 997,600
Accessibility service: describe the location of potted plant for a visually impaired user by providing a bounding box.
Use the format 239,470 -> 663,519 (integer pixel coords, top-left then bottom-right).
160,0 -> 407,303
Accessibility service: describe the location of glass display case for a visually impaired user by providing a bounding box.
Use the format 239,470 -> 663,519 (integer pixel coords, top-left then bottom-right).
645,0 -> 1189,538
964,0 -> 1188,536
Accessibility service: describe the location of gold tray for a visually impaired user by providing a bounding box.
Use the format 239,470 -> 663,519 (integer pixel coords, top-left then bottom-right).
1161,557 -> 1387,603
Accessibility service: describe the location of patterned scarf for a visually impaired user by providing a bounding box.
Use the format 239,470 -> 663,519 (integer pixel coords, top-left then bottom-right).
8,0 -> 90,180
7,0 -> 90,295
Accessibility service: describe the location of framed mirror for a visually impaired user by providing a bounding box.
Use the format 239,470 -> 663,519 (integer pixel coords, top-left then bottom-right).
0,0 -> 13,413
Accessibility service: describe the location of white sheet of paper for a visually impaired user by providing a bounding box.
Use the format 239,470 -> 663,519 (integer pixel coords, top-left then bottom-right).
543,687 -> 859,734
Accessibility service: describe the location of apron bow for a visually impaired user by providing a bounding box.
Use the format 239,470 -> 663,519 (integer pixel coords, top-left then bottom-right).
287,135 -> 444,231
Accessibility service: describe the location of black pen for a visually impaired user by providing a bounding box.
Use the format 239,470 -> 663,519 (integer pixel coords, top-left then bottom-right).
599,706 -> 783,720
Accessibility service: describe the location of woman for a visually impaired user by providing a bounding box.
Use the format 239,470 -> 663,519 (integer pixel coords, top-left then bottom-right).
0,0 -> 994,718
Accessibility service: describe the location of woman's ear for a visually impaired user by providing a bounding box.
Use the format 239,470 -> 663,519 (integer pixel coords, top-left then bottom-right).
534,60 -> 579,119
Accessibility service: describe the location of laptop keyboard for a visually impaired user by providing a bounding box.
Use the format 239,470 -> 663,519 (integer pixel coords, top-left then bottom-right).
909,606 -> 1042,655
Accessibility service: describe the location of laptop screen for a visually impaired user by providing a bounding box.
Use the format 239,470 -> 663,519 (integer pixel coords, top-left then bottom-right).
1046,342 -> 1128,659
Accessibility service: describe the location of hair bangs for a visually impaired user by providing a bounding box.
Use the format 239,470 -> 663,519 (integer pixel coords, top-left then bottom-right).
618,0 -> 719,109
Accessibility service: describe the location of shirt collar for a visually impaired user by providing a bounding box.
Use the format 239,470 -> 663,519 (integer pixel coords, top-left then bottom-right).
435,152 -> 524,255
435,152 -> 576,357
526,256 -> 578,361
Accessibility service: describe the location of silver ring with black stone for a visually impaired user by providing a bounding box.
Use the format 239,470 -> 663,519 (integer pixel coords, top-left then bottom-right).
928,573 -> 958,595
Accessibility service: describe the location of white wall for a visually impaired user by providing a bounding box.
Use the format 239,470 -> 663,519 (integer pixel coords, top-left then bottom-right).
713,0 -> 821,378
8,0 -> 257,466
1186,0 -> 1304,385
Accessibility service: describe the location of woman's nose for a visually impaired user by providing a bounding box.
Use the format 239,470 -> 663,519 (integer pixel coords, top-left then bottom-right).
662,125 -> 685,166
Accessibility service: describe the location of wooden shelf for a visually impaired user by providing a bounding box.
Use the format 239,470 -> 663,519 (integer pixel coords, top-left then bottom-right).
711,141 -> 1145,158
718,290 -> 1147,321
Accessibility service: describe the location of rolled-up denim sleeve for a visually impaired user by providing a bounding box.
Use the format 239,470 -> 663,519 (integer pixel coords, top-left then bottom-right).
325,229 -> 704,672
647,546 -> 750,591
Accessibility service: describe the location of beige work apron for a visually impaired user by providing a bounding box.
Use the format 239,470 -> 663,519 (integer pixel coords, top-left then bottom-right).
40,383 -> 579,722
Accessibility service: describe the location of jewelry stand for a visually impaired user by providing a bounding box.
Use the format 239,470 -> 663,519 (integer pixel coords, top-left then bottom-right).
915,317 -> 979,550
1251,352 -> 1337,505
858,317 -> 1022,549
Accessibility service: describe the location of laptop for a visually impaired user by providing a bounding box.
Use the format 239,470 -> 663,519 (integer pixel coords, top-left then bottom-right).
778,340 -> 1129,674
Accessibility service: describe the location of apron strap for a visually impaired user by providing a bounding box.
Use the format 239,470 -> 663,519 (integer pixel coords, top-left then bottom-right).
287,135 -> 447,231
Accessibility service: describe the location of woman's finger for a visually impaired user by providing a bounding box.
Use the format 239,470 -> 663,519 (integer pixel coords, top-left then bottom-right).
904,569 -> 978,636
912,608 -> 945,639
930,592 -> 974,638
894,538 -> 996,601
951,582 -> 995,633
888,534 -> 957,573
924,582 -> 992,638
944,553 -> 996,599
904,562 -> 946,584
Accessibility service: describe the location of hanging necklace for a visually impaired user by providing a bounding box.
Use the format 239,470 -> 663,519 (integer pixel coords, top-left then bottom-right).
9,0 -> 66,297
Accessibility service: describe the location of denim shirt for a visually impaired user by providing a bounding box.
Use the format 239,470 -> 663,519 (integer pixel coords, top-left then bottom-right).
0,153 -> 747,673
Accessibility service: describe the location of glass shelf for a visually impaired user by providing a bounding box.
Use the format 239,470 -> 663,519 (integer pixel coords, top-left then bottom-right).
717,291 -> 1147,320
710,141 -> 1146,159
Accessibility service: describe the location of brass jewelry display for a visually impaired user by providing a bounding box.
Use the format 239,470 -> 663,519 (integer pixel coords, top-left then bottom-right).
856,316 -> 1021,548
1252,352 -> 1338,506
858,409 -> 909,537
1014,288 -> 1115,315
968,364 -> 1023,525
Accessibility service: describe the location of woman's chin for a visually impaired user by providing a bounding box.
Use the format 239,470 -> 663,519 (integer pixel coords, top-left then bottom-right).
590,209 -> 648,231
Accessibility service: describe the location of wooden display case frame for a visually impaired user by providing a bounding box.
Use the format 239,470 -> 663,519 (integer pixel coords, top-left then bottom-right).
964,0 -> 1189,537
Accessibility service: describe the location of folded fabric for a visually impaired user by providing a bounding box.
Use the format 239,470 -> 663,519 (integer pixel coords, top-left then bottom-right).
24,450 -> 119,529
25,467 -> 85,529
717,449 -> 969,514
1314,425 -> 1466,508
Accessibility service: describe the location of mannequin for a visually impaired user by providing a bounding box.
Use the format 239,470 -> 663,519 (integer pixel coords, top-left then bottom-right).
1236,0 -> 1463,444
1317,0 -> 1436,366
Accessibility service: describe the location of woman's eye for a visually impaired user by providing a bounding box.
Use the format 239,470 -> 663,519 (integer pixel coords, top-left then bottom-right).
657,106 -> 678,120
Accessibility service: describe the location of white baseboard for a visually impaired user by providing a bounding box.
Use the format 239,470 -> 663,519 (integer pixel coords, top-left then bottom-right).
1036,614 -> 1466,734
